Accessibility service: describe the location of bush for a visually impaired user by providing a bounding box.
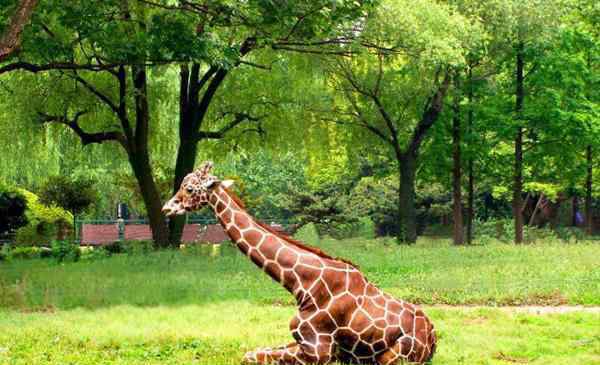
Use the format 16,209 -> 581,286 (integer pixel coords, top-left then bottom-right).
327,217 -> 376,239
0,244 -> 8,261
122,240 -> 153,255
473,218 -> 577,243
103,241 -> 123,254
39,176 -> 97,216
554,227 -> 587,242
294,223 -> 320,244
14,189 -> 73,246
0,189 -> 28,235
9,246 -> 41,260
80,247 -> 111,261
51,240 -> 81,262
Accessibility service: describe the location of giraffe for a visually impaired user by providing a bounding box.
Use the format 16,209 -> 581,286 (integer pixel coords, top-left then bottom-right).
162,162 -> 437,365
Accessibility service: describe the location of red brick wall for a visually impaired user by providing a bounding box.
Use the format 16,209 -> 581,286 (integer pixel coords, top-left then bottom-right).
81,224 -> 119,245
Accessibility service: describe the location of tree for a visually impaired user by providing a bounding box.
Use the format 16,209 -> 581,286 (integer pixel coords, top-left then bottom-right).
0,0 -> 37,62
38,176 -> 97,216
0,1 -> 197,246
324,0 -> 476,243
156,0 -> 376,244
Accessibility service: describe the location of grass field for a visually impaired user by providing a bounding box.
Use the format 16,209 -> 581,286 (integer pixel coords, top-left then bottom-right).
0,238 -> 599,364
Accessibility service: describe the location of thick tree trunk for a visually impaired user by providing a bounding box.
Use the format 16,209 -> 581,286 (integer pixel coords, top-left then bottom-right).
585,145 -> 593,235
513,44 -> 525,244
452,72 -> 464,245
169,62 -> 231,244
0,0 -> 38,62
169,64 -> 198,243
466,66 -> 475,245
129,152 -> 169,246
130,65 -> 170,247
398,153 -> 418,244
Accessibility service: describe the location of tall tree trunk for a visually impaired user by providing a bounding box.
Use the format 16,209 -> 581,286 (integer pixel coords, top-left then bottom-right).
585,145 -> 593,235
452,72 -> 464,245
131,65 -> 169,247
466,66 -> 475,245
398,153 -> 418,244
169,64 -> 199,244
129,152 -> 169,246
168,64 -> 229,245
513,43 -> 525,244
0,0 -> 38,62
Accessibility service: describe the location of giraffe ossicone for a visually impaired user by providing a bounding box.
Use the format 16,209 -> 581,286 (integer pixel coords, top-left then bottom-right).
162,162 -> 437,365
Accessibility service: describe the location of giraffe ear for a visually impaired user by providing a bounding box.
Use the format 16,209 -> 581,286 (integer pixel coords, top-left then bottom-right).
221,180 -> 234,189
197,161 -> 213,176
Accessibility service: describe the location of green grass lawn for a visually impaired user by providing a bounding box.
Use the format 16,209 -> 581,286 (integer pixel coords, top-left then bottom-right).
1,238 -> 599,309
0,304 -> 598,365
0,238 -> 599,364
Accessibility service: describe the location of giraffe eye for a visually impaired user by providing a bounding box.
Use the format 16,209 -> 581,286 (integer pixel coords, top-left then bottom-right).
186,186 -> 194,194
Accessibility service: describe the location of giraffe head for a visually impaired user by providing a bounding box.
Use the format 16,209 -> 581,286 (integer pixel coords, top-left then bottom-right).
162,161 -> 233,217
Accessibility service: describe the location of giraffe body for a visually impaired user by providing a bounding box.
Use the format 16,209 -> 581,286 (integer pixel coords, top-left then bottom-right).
163,162 -> 436,365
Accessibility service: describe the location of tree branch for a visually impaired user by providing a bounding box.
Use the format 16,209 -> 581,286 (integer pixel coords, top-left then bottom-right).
0,0 -> 38,62
407,70 -> 452,154
39,111 -> 126,147
0,61 -> 120,75
194,112 -> 260,140
68,71 -> 120,115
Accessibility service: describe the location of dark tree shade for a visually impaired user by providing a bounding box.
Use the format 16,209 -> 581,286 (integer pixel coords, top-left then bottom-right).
0,190 -> 28,234
38,176 -> 97,216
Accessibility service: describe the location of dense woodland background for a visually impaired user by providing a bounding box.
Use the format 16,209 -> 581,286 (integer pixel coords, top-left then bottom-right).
0,0 -> 598,247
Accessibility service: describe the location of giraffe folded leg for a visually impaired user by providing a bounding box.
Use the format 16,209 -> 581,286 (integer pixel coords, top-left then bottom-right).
375,335 -> 434,365
242,340 -> 334,365
242,343 -> 301,365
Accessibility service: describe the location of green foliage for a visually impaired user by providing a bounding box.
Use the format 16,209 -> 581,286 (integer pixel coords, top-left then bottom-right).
473,218 -> 591,244
7,246 -> 41,260
39,175 -> 98,216
293,223 -> 320,244
13,189 -> 73,246
122,240 -> 154,255
51,240 -> 81,263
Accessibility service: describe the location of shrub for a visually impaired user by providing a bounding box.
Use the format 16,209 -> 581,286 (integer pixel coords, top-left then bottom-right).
327,217 -> 376,239
122,240 -> 153,255
0,189 -> 28,235
0,245 -> 6,261
9,246 -> 41,260
294,223 -> 320,244
103,241 -> 123,254
51,240 -> 81,262
80,247 -> 111,261
474,218 -> 570,243
14,189 -> 73,246
39,176 -> 97,216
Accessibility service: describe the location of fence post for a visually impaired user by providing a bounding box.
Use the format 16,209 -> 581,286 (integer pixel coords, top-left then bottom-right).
117,218 -> 125,241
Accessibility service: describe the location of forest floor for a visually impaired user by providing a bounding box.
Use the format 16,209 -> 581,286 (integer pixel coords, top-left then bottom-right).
0,238 -> 599,364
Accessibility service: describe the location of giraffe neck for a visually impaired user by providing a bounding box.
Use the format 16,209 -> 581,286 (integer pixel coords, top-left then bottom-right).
209,186 -> 303,296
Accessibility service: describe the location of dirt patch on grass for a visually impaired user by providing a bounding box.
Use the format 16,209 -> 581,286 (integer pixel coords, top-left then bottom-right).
493,352 -> 530,363
429,305 -> 600,314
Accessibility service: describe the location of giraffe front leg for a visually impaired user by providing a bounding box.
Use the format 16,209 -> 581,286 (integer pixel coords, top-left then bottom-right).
242,340 -> 335,365
242,343 -> 300,364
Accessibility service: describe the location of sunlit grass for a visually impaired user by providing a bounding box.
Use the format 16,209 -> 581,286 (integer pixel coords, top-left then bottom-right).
0,303 -> 598,365
1,237 -> 598,310
0,238 -> 599,364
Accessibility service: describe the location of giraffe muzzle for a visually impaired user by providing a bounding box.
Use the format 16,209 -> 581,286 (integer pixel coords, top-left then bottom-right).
162,198 -> 186,217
